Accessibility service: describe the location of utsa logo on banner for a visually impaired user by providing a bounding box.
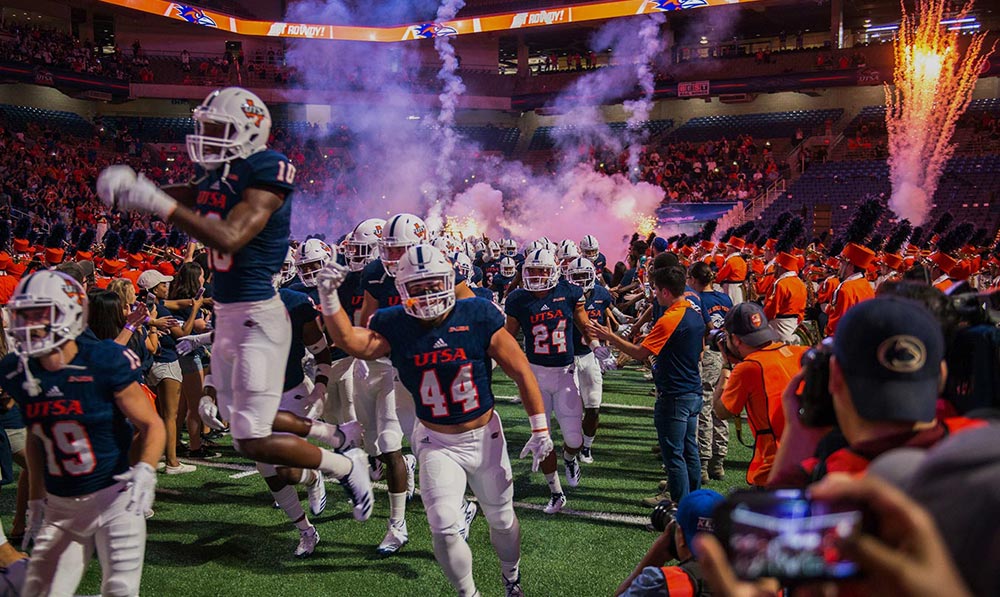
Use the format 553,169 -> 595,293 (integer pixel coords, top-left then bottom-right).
408,23 -> 459,40
173,4 -> 218,27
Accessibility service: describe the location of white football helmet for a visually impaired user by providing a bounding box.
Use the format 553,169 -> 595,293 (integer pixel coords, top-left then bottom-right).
431,236 -> 455,256
452,251 -> 474,282
501,239 -> 518,257
566,257 -> 596,291
522,249 -> 559,292
524,240 -> 544,255
347,218 -> 384,272
274,246 -> 297,288
499,257 -> 517,278
186,87 -> 271,169
295,238 -> 333,287
556,242 -> 581,274
380,213 -> 428,276
537,237 -> 556,252
7,270 -> 87,358
395,244 -> 455,320
485,240 -> 501,260
580,235 -> 600,261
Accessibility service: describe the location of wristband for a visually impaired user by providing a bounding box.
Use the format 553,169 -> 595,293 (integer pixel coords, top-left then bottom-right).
319,290 -> 342,316
315,363 -> 334,387
528,413 -> 548,433
203,373 -> 215,391
124,323 -> 137,333
306,336 -> 329,355
588,339 -> 601,350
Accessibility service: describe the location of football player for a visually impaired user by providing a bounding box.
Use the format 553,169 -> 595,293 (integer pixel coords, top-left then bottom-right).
580,234 -> 608,283
454,252 -> 494,302
317,244 -> 552,597
565,257 -> 616,463
96,87 -> 373,521
492,257 -> 518,302
504,249 -> 609,513
0,270 -> 166,596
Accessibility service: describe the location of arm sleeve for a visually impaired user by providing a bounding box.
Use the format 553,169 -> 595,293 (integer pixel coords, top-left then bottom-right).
641,310 -> 680,355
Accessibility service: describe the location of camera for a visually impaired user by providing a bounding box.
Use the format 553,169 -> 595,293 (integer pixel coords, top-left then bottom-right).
650,499 -> 680,561
707,328 -> 729,353
796,338 -> 837,427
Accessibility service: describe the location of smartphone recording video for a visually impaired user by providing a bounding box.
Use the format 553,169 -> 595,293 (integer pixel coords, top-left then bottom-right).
713,489 -> 866,582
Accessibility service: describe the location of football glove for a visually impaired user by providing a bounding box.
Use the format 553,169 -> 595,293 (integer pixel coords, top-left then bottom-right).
519,431 -> 554,472
96,164 -> 136,208
198,395 -> 226,431
98,167 -> 177,219
23,499 -> 44,551
315,262 -> 350,315
177,332 -> 213,356
114,462 -> 157,516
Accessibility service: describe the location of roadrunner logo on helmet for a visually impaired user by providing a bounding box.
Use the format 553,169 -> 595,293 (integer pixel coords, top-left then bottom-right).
187,87 -> 271,169
395,244 -> 455,320
347,218 -> 385,272
566,257 -> 596,291
380,213 -> 427,276
523,249 -> 559,291
295,238 -> 333,287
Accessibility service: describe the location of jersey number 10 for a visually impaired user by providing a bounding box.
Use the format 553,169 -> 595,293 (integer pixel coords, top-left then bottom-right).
204,212 -> 234,272
419,364 -> 480,418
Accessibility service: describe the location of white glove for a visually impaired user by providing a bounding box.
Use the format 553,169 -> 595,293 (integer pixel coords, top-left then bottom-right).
315,262 -> 349,315
177,332 -> 213,356
353,358 -> 370,380
306,381 -> 327,407
519,430 -> 554,472
592,344 -> 612,362
337,420 -> 363,450
198,395 -> 226,431
113,462 -> 157,516
96,164 -> 137,208
23,498 -> 44,551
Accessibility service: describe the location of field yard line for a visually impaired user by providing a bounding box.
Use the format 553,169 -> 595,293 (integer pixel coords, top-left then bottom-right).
181,458 -> 650,527
495,395 -> 653,412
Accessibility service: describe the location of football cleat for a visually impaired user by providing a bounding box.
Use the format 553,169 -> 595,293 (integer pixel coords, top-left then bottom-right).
543,492 -> 566,515
579,446 -> 594,464
369,456 -> 384,482
503,574 -> 525,597
458,500 -> 478,542
376,519 -> 409,556
307,471 -> 327,516
564,457 -> 581,488
340,448 -> 374,522
295,526 -> 319,558
404,453 -> 417,500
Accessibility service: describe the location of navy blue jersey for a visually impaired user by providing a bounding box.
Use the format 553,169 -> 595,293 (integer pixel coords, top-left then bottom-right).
699,289 -> 733,330
472,286 -> 494,302
279,288 -> 318,392
683,286 -> 704,316
361,259 -> 402,310
477,258 -> 501,287
505,279 -> 584,367
573,285 -> 614,355
191,149 -> 294,304
592,252 -> 608,273
370,299 -> 502,425
154,300 -> 178,363
0,340 -> 142,497
491,274 -> 515,299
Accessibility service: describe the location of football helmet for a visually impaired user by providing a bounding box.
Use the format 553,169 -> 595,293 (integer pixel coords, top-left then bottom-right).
499,257 -> 517,278
7,270 -> 87,358
537,237 -> 556,252
522,249 -> 559,292
274,246 -> 297,288
566,257 -> 596,291
295,238 -> 333,287
580,234 -> 600,261
524,240 -> 544,255
485,240 -> 501,260
186,87 -> 271,169
556,242 -> 581,274
395,244 -> 455,320
347,218 -> 385,272
452,251 -> 474,282
501,239 -> 518,257
380,214 -> 428,276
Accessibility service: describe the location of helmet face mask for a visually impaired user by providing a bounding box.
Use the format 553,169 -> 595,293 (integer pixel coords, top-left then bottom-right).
295,239 -> 332,287
566,257 -> 596,291
186,87 -> 271,169
395,245 -> 456,320
8,271 -> 87,358
523,249 -> 559,291
499,257 -> 516,277
581,235 -> 600,261
347,218 -> 384,272
379,214 -> 427,277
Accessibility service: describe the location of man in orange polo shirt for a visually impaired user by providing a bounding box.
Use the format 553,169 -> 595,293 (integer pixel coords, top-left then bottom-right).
825,242 -> 875,337
763,251 -> 807,343
716,237 -> 748,305
711,303 -> 807,487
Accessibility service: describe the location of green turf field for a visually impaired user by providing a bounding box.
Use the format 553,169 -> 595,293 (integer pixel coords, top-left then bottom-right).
2,367 -> 751,596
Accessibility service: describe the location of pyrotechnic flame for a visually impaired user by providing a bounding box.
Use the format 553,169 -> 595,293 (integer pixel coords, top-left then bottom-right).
635,214 -> 658,238
443,215 -> 482,240
885,0 -> 994,225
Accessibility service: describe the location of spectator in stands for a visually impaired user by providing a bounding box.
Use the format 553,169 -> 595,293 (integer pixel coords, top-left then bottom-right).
181,49 -> 191,72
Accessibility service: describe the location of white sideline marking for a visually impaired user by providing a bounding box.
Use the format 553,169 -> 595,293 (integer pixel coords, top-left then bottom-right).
182,458 -> 649,527
495,395 -> 653,413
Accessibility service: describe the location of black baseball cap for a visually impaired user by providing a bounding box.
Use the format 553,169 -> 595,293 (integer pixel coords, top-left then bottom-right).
723,302 -> 778,346
832,297 -> 944,422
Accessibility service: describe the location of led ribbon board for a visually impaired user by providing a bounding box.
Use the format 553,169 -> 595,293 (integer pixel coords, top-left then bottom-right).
99,0 -> 761,42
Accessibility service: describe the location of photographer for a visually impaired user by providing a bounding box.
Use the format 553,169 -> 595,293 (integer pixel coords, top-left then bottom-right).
590,266 -> 705,504
616,489 -> 725,597
711,303 -> 807,487
768,297 -> 986,488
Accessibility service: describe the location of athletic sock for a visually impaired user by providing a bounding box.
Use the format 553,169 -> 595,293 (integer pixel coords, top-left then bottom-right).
582,435 -> 595,449
271,485 -> 311,531
545,472 -> 563,495
388,492 -> 407,523
307,421 -> 342,448
318,448 -> 352,478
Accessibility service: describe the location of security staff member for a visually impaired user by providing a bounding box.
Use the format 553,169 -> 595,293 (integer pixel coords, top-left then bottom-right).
712,303 -> 807,487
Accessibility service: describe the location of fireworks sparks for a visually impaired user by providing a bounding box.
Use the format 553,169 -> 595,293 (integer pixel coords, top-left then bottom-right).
442,215 -> 483,240
635,214 -> 658,238
885,0 -> 994,225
